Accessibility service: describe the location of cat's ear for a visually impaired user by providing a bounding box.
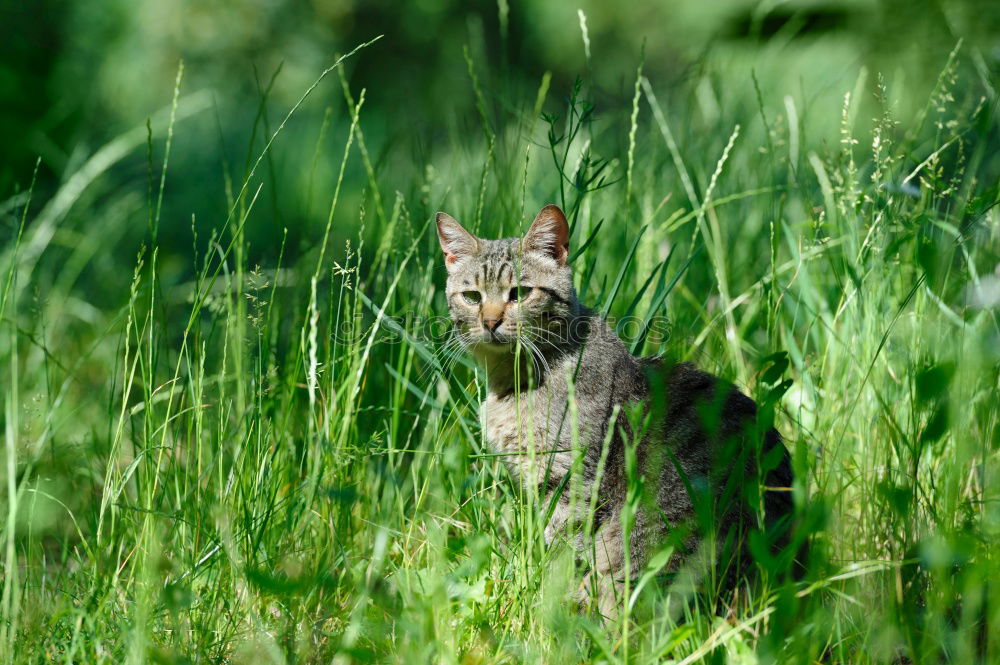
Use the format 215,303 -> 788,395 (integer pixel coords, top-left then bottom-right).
436,212 -> 479,271
523,204 -> 569,265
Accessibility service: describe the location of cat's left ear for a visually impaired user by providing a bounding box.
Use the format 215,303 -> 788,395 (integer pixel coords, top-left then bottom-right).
523,204 -> 569,265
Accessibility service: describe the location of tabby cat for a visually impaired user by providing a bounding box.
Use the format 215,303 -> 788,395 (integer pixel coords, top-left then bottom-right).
436,204 -> 794,616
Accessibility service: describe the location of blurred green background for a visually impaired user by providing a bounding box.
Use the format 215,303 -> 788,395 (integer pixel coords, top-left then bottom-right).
4,0 -> 999,270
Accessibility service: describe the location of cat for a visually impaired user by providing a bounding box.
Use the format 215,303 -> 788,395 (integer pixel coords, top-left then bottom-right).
436,204 -> 795,617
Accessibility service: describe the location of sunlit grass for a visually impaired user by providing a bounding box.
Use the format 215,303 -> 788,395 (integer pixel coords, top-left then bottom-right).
1,34 -> 998,664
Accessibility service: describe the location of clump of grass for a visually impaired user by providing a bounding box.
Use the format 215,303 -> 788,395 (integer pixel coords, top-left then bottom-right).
1,33 -> 998,665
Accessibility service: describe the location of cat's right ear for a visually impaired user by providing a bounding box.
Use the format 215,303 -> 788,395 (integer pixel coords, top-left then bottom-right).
523,204 -> 569,265
436,212 -> 479,271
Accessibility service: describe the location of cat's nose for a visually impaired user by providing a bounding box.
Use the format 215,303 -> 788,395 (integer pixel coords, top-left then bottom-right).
482,316 -> 503,332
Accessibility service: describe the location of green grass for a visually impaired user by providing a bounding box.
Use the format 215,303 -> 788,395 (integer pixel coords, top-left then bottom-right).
2,33 -> 999,665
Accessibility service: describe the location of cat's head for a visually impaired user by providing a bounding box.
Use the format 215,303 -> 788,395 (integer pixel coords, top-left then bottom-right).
435,204 -> 578,356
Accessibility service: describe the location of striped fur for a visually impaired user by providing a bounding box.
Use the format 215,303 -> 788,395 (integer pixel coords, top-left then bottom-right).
436,205 -> 795,617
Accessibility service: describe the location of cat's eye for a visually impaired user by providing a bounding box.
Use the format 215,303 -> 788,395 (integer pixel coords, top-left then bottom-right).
508,286 -> 533,302
462,291 -> 482,305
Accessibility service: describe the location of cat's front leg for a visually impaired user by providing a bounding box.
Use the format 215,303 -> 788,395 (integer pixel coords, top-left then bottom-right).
542,491 -> 572,545
578,569 -> 626,620
578,518 -> 629,619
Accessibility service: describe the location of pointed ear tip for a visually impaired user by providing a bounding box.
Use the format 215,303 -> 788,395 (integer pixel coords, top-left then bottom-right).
537,205 -> 567,226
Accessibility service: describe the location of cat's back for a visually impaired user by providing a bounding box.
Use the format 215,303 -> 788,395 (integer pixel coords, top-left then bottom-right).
642,358 -> 795,532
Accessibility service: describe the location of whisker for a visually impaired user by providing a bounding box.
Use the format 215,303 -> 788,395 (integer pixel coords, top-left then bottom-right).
416,330 -> 472,385
516,335 -> 551,382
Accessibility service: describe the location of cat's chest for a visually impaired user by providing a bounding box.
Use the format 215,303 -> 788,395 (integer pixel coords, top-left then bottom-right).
482,388 -> 563,455
482,385 -> 579,492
